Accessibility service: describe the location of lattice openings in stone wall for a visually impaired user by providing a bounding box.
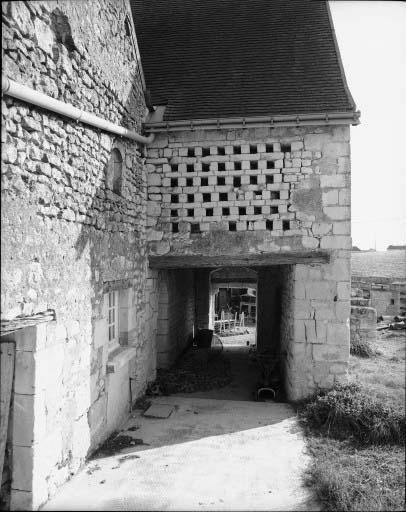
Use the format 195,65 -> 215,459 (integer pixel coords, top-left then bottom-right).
148,140 -> 317,235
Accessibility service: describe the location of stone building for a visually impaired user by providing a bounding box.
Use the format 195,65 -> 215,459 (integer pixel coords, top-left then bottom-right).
1,0 -> 359,509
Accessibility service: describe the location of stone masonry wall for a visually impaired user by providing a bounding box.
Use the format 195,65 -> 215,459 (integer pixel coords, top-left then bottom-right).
146,125 -> 351,257
156,270 -> 195,367
146,125 -> 352,400
1,1 -> 153,508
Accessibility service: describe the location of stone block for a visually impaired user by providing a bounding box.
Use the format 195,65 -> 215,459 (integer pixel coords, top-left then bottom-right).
327,323 -> 350,345
320,175 -> 347,188
323,206 -> 350,221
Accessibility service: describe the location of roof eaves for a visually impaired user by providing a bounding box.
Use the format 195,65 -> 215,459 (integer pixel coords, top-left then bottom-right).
144,111 -> 361,133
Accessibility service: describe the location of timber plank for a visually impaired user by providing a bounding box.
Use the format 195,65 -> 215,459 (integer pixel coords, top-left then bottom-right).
0,342 -> 15,478
149,251 -> 330,269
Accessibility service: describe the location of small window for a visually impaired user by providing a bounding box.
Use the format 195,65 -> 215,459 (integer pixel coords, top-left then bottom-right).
172,223 -> 179,233
229,221 -> 237,231
187,164 -> 194,173
266,144 -> 273,153
218,163 -> 226,172
186,178 -> 193,187
250,161 -> 258,170
107,290 -> 119,351
203,193 -> 211,202
233,146 -> 241,154
281,143 -> 291,152
250,176 -> 257,185
217,177 -> 225,186
254,206 -> 261,215
234,162 -> 241,171
202,147 -> 210,157
390,299 -> 395,305
206,208 -> 213,216
171,164 -> 178,172
267,161 -> 275,169
187,148 -> 195,157
218,147 -> 226,156
266,175 -> 274,184
222,207 -> 230,216
233,177 -> 241,187
239,207 -> 246,216
187,208 -> 194,216
202,163 -> 210,172
219,192 -> 228,201
107,148 -> 123,194
171,178 -> 178,187
171,194 -> 179,203
170,209 -> 178,217
282,220 -> 290,231
187,194 -> 194,203
249,144 -> 257,154
266,220 -> 273,231
270,206 -> 278,214
271,191 -> 280,200
201,177 -> 208,186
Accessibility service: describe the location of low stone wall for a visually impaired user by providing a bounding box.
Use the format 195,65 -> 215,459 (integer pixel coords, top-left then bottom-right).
350,306 -> 377,345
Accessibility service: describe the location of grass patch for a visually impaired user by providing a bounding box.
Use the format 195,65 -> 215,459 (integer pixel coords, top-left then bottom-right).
305,437 -> 405,512
302,383 -> 405,446
301,332 -> 405,511
350,335 -> 375,357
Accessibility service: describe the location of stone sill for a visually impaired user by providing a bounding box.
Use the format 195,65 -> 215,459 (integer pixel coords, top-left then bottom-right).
106,346 -> 137,374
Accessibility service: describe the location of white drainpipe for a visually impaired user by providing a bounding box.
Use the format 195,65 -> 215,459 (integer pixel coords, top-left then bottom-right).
1,75 -> 155,144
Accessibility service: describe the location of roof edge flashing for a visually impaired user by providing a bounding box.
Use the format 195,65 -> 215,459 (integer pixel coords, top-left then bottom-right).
144,111 -> 361,133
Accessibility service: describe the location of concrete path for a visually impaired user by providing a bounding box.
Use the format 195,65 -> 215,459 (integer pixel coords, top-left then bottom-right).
43,396 -> 317,511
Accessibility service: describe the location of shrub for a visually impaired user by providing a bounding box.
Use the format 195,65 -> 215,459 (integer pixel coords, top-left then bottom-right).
350,336 -> 375,357
302,383 -> 405,446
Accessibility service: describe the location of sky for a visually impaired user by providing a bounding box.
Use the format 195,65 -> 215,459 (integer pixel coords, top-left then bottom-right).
329,1 -> 406,250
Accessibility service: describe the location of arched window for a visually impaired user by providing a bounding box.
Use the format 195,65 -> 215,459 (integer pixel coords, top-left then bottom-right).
107,148 -> 123,194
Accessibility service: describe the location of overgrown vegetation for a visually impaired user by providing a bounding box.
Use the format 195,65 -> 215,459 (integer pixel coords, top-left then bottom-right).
303,383 -> 404,446
350,335 -> 375,357
301,332 -> 405,511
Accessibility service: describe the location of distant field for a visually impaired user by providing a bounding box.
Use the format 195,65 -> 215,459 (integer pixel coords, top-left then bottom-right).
351,250 -> 406,279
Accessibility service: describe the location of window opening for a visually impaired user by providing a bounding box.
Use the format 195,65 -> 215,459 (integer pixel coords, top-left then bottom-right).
172,223 -> 179,233
266,144 -> 273,153
229,221 -> 237,231
171,164 -> 178,172
187,208 -> 194,216
218,147 -> 226,156
234,161 -> 242,171
250,175 -> 257,184
107,290 -> 119,351
249,144 -> 257,154
187,148 -> 195,157
271,191 -> 280,200
266,175 -> 274,184
218,163 -> 226,172
203,193 -> 211,202
202,163 -> 210,172
170,209 -> 178,217
187,164 -> 194,173
201,177 -> 208,186
191,223 -> 201,234
254,206 -> 261,215
217,177 -> 225,185
282,220 -> 290,231
186,178 -> 193,186
107,148 -> 123,194
233,146 -> 241,154
170,178 -> 178,187
222,207 -> 230,215
266,220 -> 273,231
267,160 -> 275,169
171,194 -> 179,203
206,208 -> 213,216
233,177 -> 241,187
219,192 -> 228,201
202,147 -> 210,157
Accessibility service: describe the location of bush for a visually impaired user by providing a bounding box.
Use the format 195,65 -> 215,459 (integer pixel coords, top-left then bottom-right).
302,383 -> 405,446
350,336 -> 375,357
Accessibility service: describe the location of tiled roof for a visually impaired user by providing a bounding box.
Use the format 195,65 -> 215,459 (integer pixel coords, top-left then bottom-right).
131,0 -> 356,122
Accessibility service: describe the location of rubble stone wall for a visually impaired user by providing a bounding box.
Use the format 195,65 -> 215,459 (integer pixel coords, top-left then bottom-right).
1,1 -> 154,508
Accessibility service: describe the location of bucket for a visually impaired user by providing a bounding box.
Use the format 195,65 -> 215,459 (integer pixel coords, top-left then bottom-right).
195,328 -> 213,348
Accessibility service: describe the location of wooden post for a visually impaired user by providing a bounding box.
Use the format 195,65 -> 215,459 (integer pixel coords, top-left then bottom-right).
0,341 -> 15,478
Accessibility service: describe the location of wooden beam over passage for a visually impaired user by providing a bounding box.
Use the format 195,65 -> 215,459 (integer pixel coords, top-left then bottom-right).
149,251 -> 330,269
